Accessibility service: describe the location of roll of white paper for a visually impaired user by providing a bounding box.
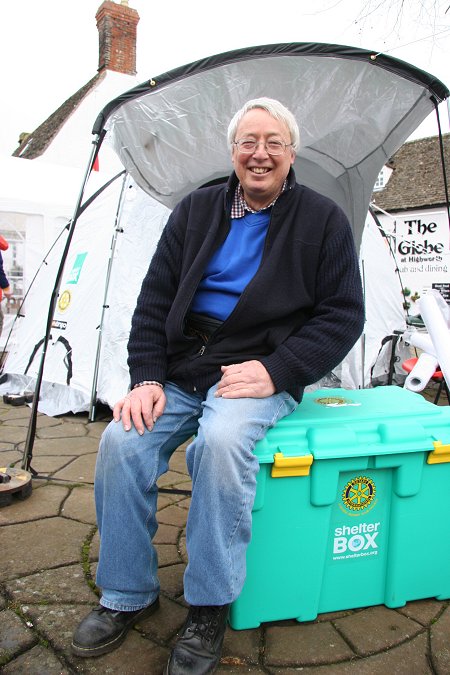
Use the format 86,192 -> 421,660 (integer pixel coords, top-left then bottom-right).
407,331 -> 437,356
419,293 -> 450,391
404,351 -> 440,392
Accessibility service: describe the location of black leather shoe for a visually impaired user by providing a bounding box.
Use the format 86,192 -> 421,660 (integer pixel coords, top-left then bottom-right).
165,604 -> 229,674
71,597 -> 160,657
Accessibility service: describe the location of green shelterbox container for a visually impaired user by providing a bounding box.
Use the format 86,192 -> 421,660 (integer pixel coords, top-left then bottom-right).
229,386 -> 450,630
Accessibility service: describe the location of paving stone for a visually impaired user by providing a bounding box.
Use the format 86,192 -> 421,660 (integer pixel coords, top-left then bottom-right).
315,609 -> 355,622
0,485 -> 68,525
0,407 -> 32,422
55,413 -> 90,425
22,603 -> 168,674
179,532 -> 187,564
1,413 -> 59,428
172,480 -> 192,492
23,604 -> 91,656
36,422 -> 88,439
168,451 -> 189,474
53,454 -> 97,484
85,420 -> 109,439
159,563 -> 185,597
157,470 -> 190,487
153,523 -> 180,545
61,486 -> 96,524
155,543 -> 183,566
68,631 -> 169,674
0,450 -> 22,466
5,563 -> 97,605
159,489 -> 191,506
430,604 -> 450,674
176,496 -> 191,510
139,595 -> 186,642
89,531 -> 100,561
223,626 -> 261,664
0,608 -> 37,666
2,644 -> 70,674
271,632 -> 432,674
1,518 -> 91,579
265,621 -> 354,666
27,436 -> 99,457
25,456 -> 78,476
216,668 -> 266,674
334,605 -> 423,655
0,426 -> 29,443
157,492 -> 181,509
0,596 -> 7,610
157,504 -> 188,528
397,598 -> 444,625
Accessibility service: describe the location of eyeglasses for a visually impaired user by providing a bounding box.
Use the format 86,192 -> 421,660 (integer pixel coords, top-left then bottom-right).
233,139 -> 293,156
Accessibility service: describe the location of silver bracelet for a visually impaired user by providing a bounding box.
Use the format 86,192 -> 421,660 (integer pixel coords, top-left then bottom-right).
133,380 -> 164,390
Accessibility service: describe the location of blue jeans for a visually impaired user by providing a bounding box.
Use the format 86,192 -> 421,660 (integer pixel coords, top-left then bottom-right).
95,381 -> 297,611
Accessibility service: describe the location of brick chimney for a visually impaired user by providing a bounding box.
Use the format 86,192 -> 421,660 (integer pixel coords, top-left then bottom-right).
96,0 -> 140,75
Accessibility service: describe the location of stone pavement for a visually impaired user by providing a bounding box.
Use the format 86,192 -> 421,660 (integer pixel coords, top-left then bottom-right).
1,389 -> 450,675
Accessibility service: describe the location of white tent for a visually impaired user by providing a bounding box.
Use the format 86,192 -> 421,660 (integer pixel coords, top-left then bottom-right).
0,43 -> 448,417
1,170 -> 169,415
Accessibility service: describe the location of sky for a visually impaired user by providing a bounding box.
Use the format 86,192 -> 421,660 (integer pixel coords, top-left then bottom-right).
1,0 -> 449,156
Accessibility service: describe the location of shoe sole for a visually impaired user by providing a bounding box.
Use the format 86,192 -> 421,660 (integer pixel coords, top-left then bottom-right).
164,655 -> 219,675
71,597 -> 160,658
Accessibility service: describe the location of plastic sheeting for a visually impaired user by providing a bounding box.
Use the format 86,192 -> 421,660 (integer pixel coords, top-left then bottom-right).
100,44 -> 449,252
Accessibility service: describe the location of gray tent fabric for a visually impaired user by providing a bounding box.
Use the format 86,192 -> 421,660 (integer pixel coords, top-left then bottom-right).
94,42 -> 449,252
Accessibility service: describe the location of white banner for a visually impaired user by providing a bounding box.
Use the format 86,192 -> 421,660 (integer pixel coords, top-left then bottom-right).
379,209 -> 450,313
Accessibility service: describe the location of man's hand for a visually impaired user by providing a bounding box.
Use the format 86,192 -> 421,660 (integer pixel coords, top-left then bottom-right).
113,385 -> 166,434
215,361 -> 276,399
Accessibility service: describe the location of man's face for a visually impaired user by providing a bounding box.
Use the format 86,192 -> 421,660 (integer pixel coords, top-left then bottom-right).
231,108 -> 295,210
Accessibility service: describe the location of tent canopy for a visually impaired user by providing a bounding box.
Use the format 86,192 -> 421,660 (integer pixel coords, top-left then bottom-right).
94,42 -> 449,251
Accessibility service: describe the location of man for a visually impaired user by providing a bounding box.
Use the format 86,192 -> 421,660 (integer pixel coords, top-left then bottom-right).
72,98 -> 365,674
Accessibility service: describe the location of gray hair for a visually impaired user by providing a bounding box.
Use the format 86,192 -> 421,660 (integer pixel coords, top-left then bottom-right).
227,98 -> 300,153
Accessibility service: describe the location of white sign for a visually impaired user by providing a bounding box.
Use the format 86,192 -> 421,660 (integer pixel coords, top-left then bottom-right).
380,209 -> 450,313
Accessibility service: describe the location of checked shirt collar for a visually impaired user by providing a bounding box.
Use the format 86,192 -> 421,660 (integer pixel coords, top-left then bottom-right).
230,179 -> 288,219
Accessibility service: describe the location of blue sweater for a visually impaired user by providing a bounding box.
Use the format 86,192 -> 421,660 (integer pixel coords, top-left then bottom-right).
191,210 -> 270,321
128,169 -> 365,401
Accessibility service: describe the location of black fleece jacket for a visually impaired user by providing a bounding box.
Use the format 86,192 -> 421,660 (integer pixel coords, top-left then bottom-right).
128,169 -> 365,402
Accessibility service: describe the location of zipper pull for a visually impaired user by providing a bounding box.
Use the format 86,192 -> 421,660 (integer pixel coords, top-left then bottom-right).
198,345 -> 206,356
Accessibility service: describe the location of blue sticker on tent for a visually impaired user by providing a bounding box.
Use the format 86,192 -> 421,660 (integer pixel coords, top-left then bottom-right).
67,252 -> 88,284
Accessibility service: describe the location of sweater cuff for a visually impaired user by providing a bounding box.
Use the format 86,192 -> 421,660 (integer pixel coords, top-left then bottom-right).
130,367 -> 166,390
259,353 -> 295,394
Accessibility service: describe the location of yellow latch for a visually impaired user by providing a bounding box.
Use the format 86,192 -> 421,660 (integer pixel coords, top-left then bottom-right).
271,452 -> 314,478
427,440 -> 450,464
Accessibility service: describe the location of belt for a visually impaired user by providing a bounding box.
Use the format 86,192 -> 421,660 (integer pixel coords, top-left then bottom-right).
185,312 -> 223,342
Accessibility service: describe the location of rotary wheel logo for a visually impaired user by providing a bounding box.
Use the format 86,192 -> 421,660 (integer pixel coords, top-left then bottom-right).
58,289 -> 71,312
316,396 -> 351,406
342,476 -> 376,511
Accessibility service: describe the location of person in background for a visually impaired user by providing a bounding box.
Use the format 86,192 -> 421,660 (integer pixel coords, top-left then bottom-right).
0,236 -> 12,336
72,97 -> 365,675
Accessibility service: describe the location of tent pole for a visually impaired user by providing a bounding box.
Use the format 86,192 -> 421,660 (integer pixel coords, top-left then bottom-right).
0,222 -> 70,373
360,258 -> 366,389
88,172 -> 129,422
21,136 -> 101,472
432,98 -> 450,235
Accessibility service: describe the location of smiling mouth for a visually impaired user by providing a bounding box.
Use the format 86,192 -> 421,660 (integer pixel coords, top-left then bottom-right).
250,167 -> 270,174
